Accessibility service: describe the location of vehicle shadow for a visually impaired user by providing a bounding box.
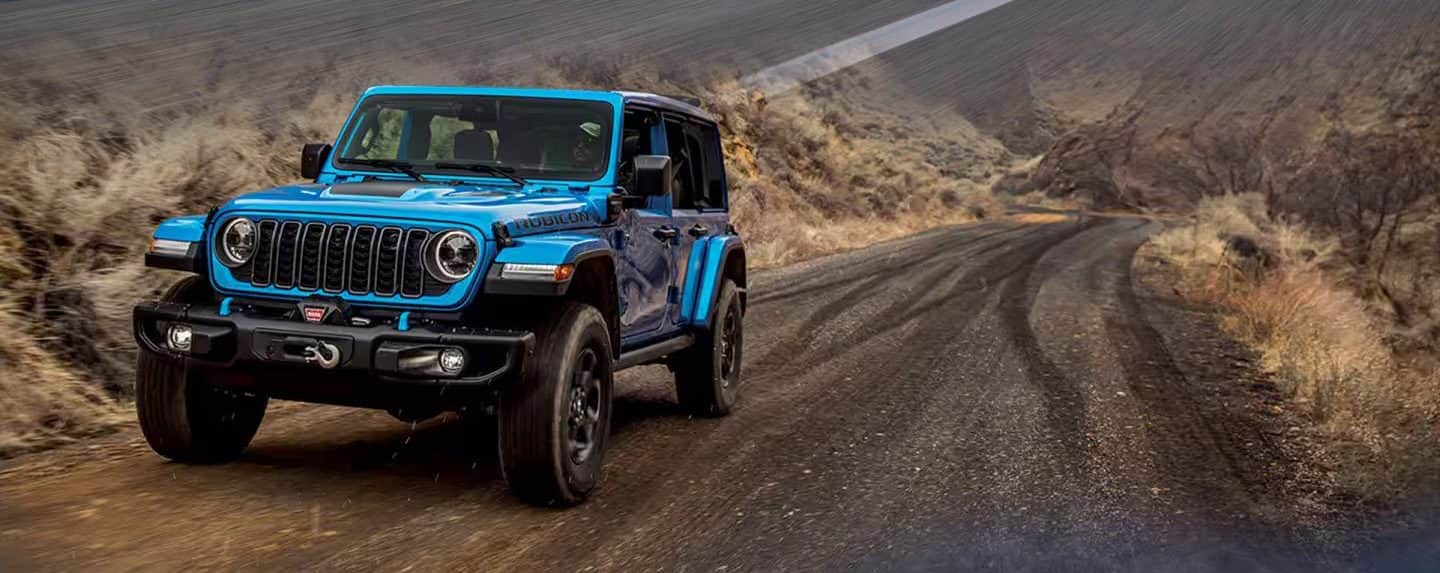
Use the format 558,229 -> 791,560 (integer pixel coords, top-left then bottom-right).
225,379 -> 689,494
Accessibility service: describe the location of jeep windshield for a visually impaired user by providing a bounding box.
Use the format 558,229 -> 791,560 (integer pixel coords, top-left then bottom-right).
334,95 -> 613,183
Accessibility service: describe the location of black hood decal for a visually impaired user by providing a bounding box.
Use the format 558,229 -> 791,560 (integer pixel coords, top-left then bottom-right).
326,181 -> 424,197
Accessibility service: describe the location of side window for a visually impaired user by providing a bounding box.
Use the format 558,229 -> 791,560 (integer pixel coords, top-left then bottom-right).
619,109 -> 656,193
664,118 -> 697,209
682,125 -> 709,208
698,123 -> 726,209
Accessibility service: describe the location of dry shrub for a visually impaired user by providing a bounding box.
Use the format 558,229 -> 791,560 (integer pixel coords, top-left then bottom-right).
0,81 -> 354,454
0,62 -> 1007,454
1225,270 -> 1391,420
1150,195 -> 1272,293
1147,193 -> 1439,499
0,303 -> 123,455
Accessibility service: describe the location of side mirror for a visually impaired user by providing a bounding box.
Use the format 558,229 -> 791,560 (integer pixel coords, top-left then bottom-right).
300,143 -> 332,180
633,155 -> 673,198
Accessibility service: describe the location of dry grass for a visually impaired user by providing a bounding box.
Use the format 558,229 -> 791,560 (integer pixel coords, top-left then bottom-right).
1146,194 -> 1440,500
0,82 -> 350,454
0,62 -> 1008,455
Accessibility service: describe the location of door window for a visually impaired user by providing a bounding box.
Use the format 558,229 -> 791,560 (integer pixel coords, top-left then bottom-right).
664,118 -> 697,208
619,109 -> 657,193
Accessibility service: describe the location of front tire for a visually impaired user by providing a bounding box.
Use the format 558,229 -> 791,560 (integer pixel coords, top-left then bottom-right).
674,279 -> 743,417
136,278 -> 268,463
498,302 -> 614,506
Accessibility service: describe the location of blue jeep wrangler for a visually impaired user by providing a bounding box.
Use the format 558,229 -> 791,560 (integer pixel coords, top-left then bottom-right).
132,87 -> 746,506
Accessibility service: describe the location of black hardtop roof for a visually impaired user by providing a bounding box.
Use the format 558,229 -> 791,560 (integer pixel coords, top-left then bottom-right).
618,91 -> 715,123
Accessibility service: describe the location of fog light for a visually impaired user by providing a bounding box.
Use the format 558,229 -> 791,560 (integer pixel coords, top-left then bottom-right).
438,348 -> 466,374
167,324 -> 193,352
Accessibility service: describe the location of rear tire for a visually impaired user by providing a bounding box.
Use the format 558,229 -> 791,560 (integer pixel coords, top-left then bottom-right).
673,279 -> 743,417
136,277 -> 268,464
498,302 -> 614,506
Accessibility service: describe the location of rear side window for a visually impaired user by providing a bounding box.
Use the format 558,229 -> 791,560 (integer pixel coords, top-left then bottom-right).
664,116 -> 726,210
697,123 -> 726,209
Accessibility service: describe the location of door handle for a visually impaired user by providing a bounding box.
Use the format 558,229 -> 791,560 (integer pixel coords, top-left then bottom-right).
653,226 -> 679,241
687,224 -> 710,237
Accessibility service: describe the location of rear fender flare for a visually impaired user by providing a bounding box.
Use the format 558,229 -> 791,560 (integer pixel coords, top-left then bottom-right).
681,235 -> 745,329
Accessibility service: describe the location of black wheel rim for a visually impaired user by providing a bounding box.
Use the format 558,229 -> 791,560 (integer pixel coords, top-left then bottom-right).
719,301 -> 739,388
566,348 -> 603,465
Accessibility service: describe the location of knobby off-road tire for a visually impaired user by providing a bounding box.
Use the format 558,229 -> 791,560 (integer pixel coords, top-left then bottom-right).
498,302 -> 614,506
136,277 -> 269,463
674,279 -> 743,417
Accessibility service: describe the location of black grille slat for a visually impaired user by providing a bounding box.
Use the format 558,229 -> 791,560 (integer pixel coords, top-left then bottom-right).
401,229 -> 429,297
274,222 -> 302,288
374,227 -> 403,295
250,220 -> 278,286
348,226 -> 377,294
323,224 -> 351,292
424,279 -> 450,296
228,220 -> 457,300
298,223 -> 325,290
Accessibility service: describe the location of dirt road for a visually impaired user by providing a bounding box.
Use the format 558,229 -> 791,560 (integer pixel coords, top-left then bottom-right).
0,215 -> 1363,570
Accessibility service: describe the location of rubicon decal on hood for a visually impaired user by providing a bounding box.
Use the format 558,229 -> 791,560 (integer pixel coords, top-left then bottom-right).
508,211 -> 594,235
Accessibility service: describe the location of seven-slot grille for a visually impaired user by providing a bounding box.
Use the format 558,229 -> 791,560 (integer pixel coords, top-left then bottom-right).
226,219 -> 454,298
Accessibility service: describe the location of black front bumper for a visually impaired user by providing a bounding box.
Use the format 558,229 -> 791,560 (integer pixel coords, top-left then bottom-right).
133,301 -> 534,386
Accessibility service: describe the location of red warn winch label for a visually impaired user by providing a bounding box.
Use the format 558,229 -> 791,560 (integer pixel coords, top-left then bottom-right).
303,307 -> 326,323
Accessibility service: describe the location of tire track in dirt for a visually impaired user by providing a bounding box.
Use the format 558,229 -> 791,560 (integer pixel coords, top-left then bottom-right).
1103,223 -> 1269,501
1094,223 -> 1322,562
745,222 -> 1042,380
584,221 -> 1095,568
749,222 -> 1077,383
992,219 -> 1115,463
747,221 -> 1027,306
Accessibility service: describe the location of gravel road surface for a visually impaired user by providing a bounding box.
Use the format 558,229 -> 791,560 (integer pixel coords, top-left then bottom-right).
0,215 -> 1353,571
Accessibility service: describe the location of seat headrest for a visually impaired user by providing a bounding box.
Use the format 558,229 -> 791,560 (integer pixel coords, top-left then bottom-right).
453,130 -> 494,161
622,134 -> 641,158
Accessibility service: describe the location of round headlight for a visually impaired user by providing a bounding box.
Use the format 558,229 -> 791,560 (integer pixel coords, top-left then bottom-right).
219,218 -> 257,267
425,230 -> 478,283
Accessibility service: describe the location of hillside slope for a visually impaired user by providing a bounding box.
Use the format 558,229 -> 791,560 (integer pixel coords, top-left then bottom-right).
850,0 -> 1440,207
0,0 -> 945,111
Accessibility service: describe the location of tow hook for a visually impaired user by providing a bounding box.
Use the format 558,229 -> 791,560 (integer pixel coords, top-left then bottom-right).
304,340 -> 341,369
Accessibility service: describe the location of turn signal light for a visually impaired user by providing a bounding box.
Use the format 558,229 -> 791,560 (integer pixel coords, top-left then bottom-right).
553,264 -> 575,282
500,263 -> 576,282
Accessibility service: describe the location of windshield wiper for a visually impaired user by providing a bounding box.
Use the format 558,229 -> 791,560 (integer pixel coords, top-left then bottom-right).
433,162 -> 529,186
339,158 -> 425,182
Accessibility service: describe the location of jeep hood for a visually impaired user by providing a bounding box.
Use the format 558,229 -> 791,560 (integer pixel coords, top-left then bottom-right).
220,181 -> 608,238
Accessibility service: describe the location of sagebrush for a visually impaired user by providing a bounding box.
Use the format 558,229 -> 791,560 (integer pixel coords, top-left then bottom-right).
1146,194 -> 1439,500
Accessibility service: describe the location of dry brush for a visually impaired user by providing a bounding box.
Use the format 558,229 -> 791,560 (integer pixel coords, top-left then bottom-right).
1146,194 -> 1439,502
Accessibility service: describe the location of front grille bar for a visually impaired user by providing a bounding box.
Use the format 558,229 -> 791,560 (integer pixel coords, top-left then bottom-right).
237,219 -> 440,298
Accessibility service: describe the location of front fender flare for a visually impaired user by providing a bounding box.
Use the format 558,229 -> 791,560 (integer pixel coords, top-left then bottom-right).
146,215 -> 209,274
485,233 -> 613,296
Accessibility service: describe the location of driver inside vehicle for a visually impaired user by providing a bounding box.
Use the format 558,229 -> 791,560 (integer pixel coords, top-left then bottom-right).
573,121 -> 603,164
